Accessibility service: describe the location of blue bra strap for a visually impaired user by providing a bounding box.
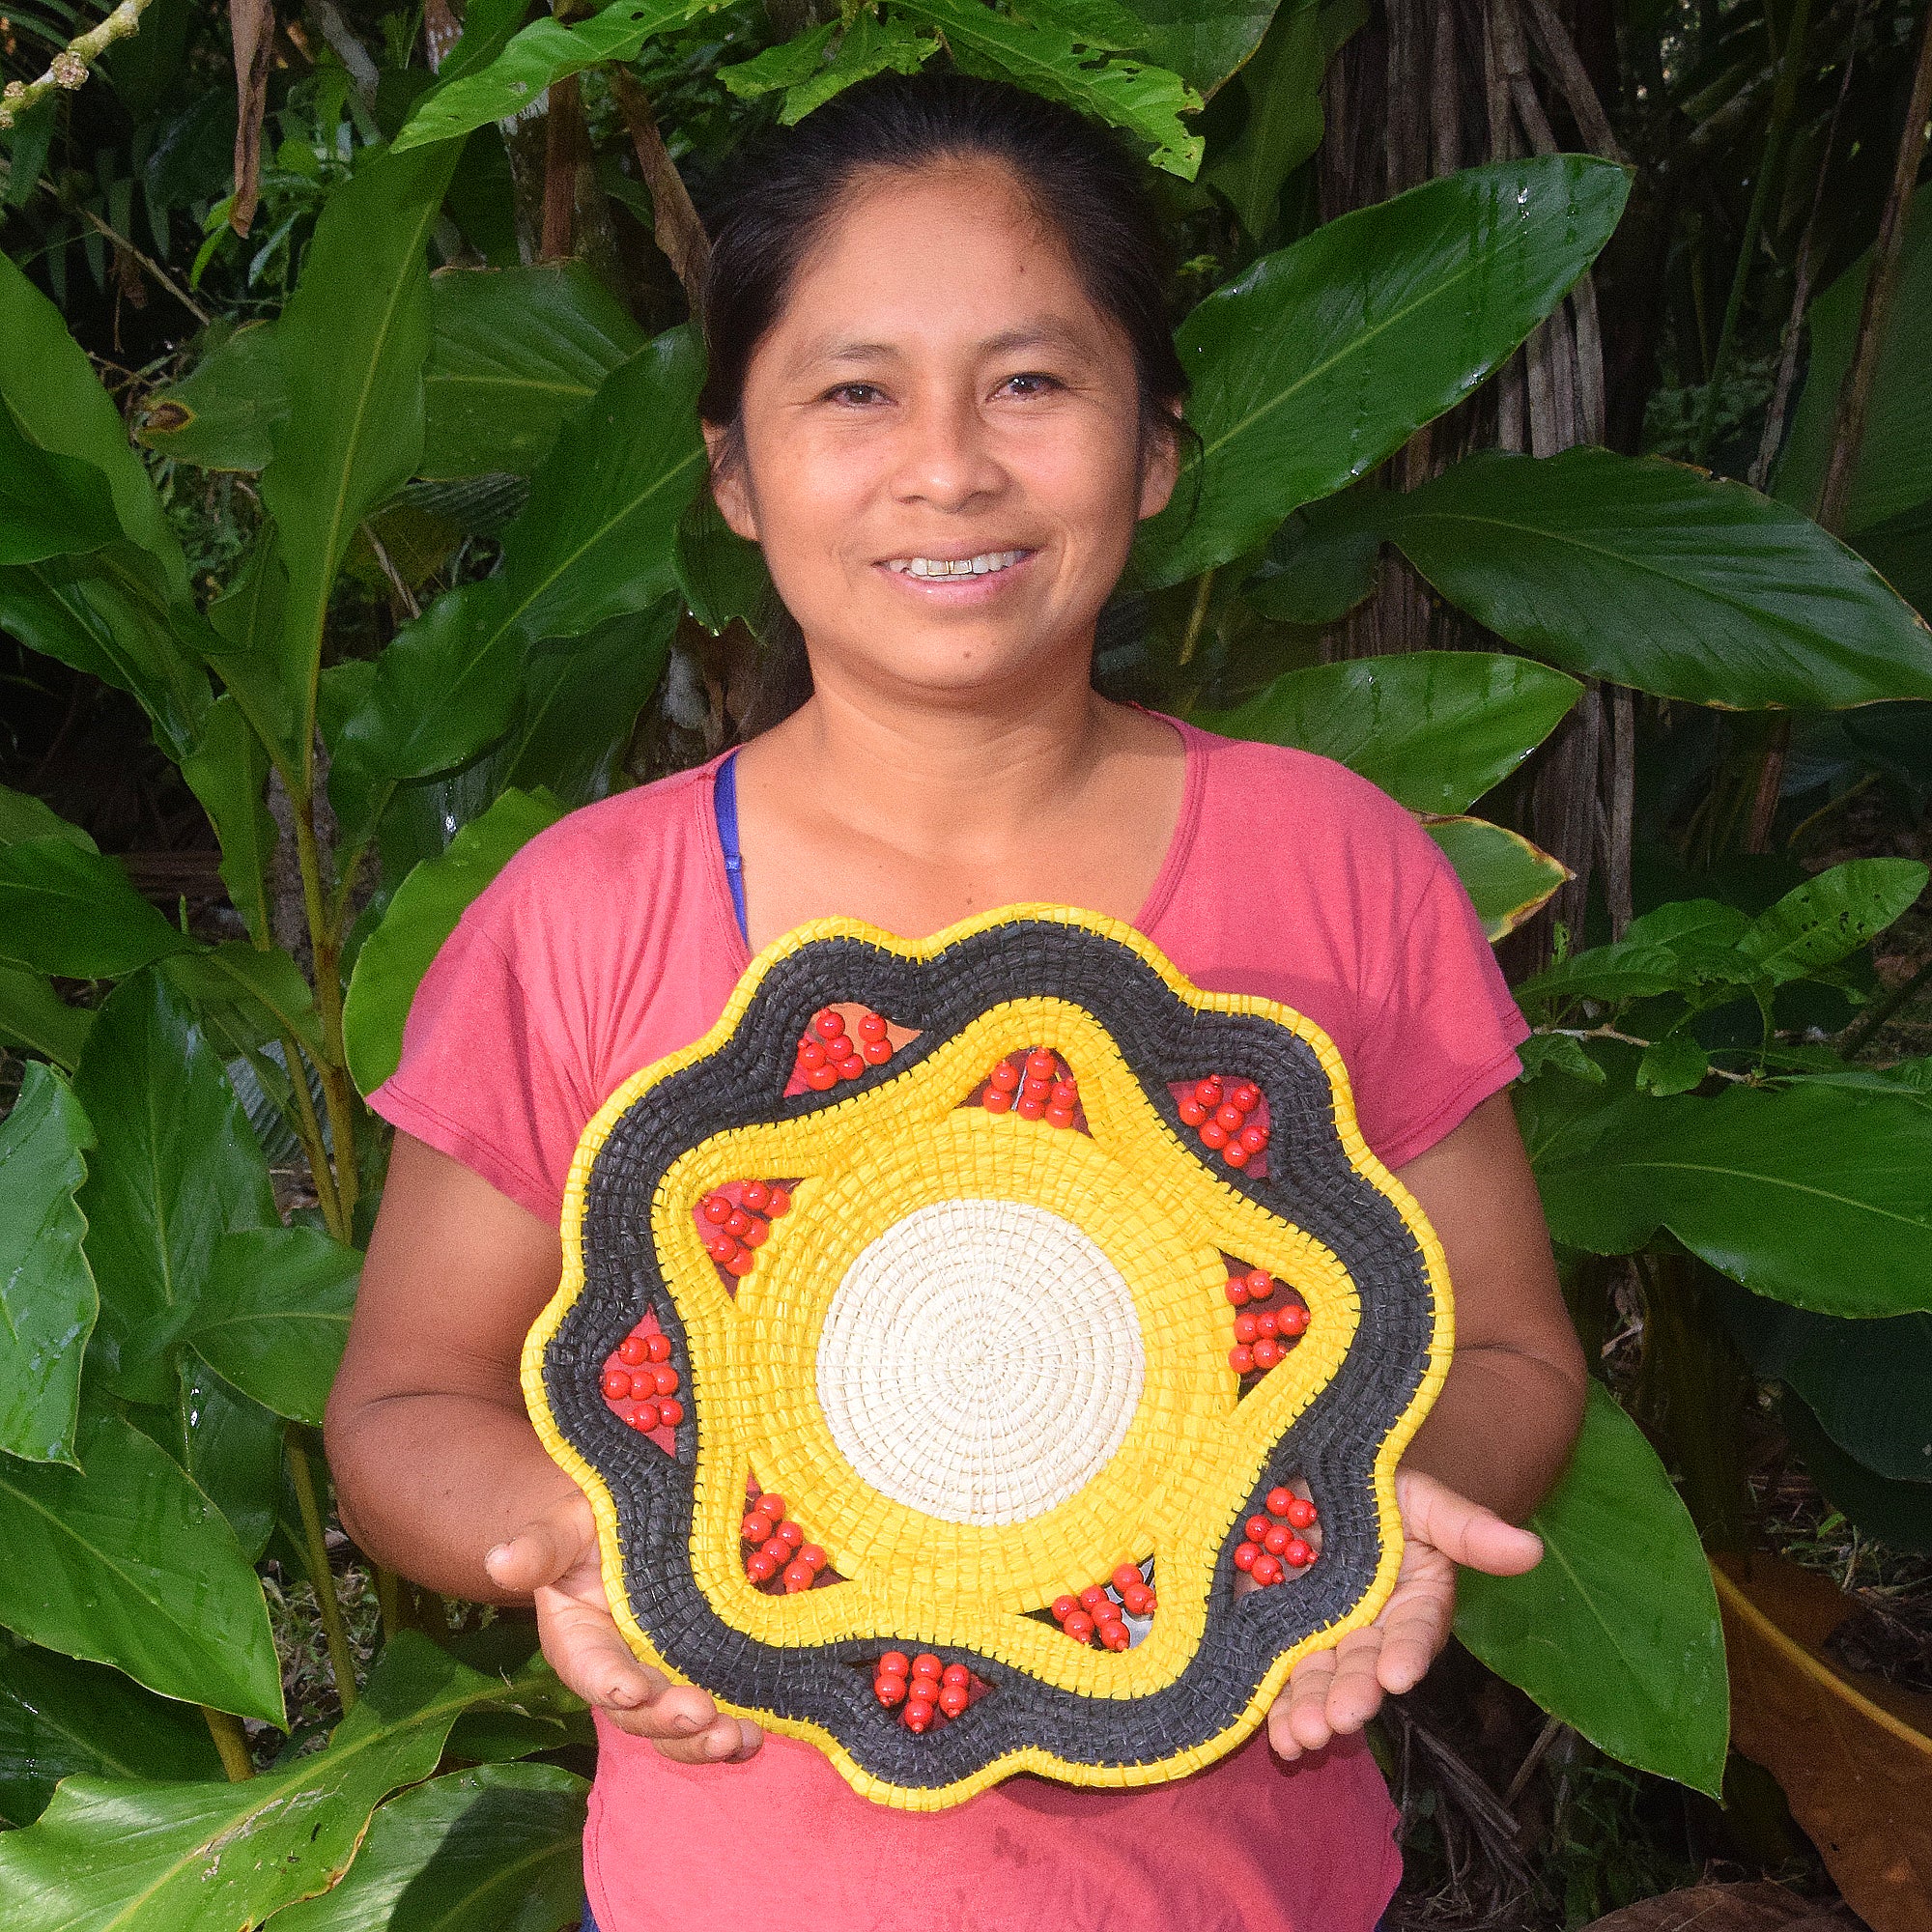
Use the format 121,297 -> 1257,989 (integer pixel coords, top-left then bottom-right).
715,750 -> 749,943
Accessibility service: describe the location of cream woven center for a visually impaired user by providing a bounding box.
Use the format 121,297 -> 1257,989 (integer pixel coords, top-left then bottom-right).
815,1199 -> 1146,1526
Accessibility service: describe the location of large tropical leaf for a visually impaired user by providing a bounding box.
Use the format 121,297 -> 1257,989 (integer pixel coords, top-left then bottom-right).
1194,651 -> 1580,813
0,1063 -> 96,1465
343,787 -> 564,1095
0,1634 -> 514,1931
1380,447 -> 1932,708
900,0 -> 1203,177
0,412 -> 120,567
1425,815 -> 1568,940
72,975 -> 278,1406
270,1764 -> 590,1932
257,143 -> 463,776
1734,858 -> 1927,983
0,1406 -> 283,1722
1457,1381 -> 1728,1795
178,696 -> 276,948
0,965 -> 93,1070
1116,0 -> 1279,96
422,263 -> 646,480
1134,156 -> 1631,588
1200,0 -> 1324,234
134,322 -> 288,472
0,838 -> 197,980
1782,1393 -> 1932,1556
175,1352 -> 283,1563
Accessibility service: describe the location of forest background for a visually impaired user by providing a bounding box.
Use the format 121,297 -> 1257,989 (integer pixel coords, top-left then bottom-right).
2,0 -> 1931,1927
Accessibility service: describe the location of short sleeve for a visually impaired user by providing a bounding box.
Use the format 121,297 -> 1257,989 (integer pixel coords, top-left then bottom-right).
365,911 -> 589,1224
1350,848 -> 1529,1170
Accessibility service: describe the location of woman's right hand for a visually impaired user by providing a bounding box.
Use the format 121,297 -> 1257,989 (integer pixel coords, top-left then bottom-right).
485,1494 -> 763,1765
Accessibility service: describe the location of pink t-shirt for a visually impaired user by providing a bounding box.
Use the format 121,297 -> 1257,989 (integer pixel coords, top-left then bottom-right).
370,715 -> 1527,1932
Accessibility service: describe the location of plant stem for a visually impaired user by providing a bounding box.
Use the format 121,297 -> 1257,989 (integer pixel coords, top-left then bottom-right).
292,794 -> 360,1229
0,0 -> 158,127
374,1562 -> 403,1641
1690,0 -> 1811,469
278,1031 -> 346,1241
201,1706 -> 255,1780
287,1429 -> 359,1713
1836,952 -> 1932,1061
1177,567 -> 1216,667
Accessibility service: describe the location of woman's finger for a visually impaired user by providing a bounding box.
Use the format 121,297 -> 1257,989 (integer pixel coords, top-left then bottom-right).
1397,1468 -> 1543,1577
1319,1628 -> 1388,1735
533,1582 -> 661,1711
483,1500 -> 595,1594
1281,1644 -> 1346,1752
1373,1575 -> 1458,1696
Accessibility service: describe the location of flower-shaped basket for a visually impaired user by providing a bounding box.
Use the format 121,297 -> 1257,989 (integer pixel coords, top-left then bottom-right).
525,906 -> 1451,1809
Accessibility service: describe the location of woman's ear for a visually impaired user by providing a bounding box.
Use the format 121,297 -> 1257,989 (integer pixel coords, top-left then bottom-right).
702,422 -> 760,541
1136,400 -> 1185,523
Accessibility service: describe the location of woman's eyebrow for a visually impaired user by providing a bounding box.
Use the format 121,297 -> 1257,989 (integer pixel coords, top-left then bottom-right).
797,319 -> 1097,369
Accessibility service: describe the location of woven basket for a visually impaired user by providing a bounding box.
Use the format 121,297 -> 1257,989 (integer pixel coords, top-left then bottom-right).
525,904 -> 1451,1808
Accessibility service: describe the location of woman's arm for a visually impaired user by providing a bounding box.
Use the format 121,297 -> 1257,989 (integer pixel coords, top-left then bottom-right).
325,1132 -> 761,1763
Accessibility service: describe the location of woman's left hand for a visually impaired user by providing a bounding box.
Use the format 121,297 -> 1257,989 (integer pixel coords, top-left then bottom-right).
1264,1467 -> 1544,1761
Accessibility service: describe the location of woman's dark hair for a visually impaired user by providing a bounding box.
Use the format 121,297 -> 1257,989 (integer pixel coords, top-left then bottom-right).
696,70 -> 1192,734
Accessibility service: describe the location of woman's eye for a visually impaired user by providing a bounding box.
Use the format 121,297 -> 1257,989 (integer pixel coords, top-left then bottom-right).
999,371 -> 1063,399
824,382 -> 887,407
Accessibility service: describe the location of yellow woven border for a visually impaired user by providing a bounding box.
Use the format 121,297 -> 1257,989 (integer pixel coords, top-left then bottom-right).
523,902 -> 1455,1808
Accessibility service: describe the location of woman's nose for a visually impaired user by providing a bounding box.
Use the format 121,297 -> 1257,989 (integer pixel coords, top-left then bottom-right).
890,394 -> 1007,512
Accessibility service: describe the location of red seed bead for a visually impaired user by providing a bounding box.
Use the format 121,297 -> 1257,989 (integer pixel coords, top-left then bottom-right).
726,1249 -> 757,1277
1215,1103 -> 1246,1133
1252,1336 -> 1283,1370
878,1652 -> 911,1678
1234,1313 -> 1259,1345
756,1495 -> 786,1522
1020,1074 -> 1053,1099
656,1398 -> 683,1427
1194,1078 -> 1223,1107
1266,1487 -> 1296,1518
1234,1541 -> 1259,1572
602,1370 -> 632,1401
1200,1121 -> 1229,1150
1063,1611 -> 1095,1642
857,1011 -> 888,1041
777,1521 -> 803,1550
782,1559 -> 814,1592
618,1335 -> 648,1367
646,1333 -> 672,1364
983,1089 -> 1013,1114
813,1009 -> 847,1041
1045,1107 -> 1076,1129
1284,1538 -> 1314,1568
1099,1621 -> 1132,1652
875,1674 -> 906,1707
761,1537 -> 790,1565
798,1545 -> 827,1574
1050,1081 -> 1079,1109
1254,1310 -> 1279,1339
1016,1095 -> 1047,1121
1051,1595 -> 1079,1623
1229,1083 -> 1261,1114
1264,1525 -> 1292,1557
989,1062 -> 1020,1092
799,1039 -> 828,1071
1112,1563 -> 1143,1593
724,1208 -> 752,1239
805,1065 -> 839,1092
630,1402 -> 661,1430
1224,1280 -> 1251,1307
1125,1587 -> 1154,1616
741,1179 -> 771,1212
863,1037 -> 892,1065
766,1186 -> 791,1217
747,1551 -> 777,1581
903,1693 -> 936,1732
1026,1049 -> 1057,1079
743,1512 -> 775,1544
1250,1553 -> 1283,1586
1286,1497 -> 1318,1528
1079,1585 -> 1108,1610
941,1662 -> 971,1690
911,1653 -> 943,1681
1224,1145 -> 1252,1167
701,1193 -> 732,1225
1244,1268 -> 1274,1299
940,1682 -> 971,1715
1247,1516 -> 1273,1542
1239,1122 -> 1269,1153
1179,1097 -> 1209,1126
1279,1303 -> 1311,1337
1229,1344 -> 1255,1375
836,1054 -> 863,1079
741,1218 -> 769,1250
1093,1599 -> 1123,1627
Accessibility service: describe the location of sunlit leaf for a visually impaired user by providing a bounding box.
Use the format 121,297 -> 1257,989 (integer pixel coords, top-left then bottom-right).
186,1227 -> 358,1426
1423,814 -> 1568,940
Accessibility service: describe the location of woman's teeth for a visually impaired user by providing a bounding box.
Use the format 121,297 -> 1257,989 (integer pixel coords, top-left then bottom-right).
888,550 -> 1026,579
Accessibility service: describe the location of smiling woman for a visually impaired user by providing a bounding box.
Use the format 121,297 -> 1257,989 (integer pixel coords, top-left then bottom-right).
327,69 -> 1581,1932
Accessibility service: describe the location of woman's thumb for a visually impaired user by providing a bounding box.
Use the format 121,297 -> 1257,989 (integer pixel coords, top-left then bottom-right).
485,1511 -> 585,1593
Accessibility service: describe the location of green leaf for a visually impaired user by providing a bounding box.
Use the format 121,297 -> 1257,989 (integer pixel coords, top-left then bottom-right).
134,322 -> 288,472
392,0 -> 718,152
1381,447 -> 1932,708
1781,1391 -> 1932,1555
1114,0 -> 1278,95
0,1064 -> 97,1465
0,838 -> 198,980
165,941 -> 325,1056
0,1634 -> 508,1930
719,18 -> 838,96
270,1763 -> 590,1932
176,1353 -> 283,1562
1517,1033 -> 1605,1085
179,696 -> 276,946
1636,1033 -> 1708,1095
1194,651 -> 1579,813
185,1227 -> 358,1425
1238,494 -> 1381,625
74,974 -> 277,1406
1202,0 -> 1322,235
0,965 -> 94,1070
0,1406 -> 283,1722
776,12 -> 938,121
422,263 -> 645,480
1516,899 -> 1753,1009
675,507 -> 771,636
200,531 -> 299,773
259,142 -> 463,770
1735,858 -> 1927,984
0,249 -> 188,599
1423,815 -> 1568,941
0,784 -> 96,850
1456,1381 -> 1727,1795
1530,1080 -> 1932,1316
1135,156 -> 1631,588
0,1647 -> 224,1830
899,0 -> 1204,178
1776,182 -> 1932,534
344,788 -> 563,1095
0,412 -> 121,566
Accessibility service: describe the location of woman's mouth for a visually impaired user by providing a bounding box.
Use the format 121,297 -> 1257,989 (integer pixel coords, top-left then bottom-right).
883,549 -> 1030,579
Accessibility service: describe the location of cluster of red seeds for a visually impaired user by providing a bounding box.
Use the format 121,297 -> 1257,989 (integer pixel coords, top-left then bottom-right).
1180,1077 -> 1269,1168
698,1179 -> 790,1280
1049,1562 -> 1155,1651
983,1047 -> 1081,1125
1224,1267 -> 1312,1375
797,1007 -> 894,1091
873,1651 -> 974,1731
740,1477 -> 829,1592
1233,1487 -> 1319,1586
600,1329 -> 684,1432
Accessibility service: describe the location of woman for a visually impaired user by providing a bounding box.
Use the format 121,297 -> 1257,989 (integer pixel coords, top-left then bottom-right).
328,71 -> 1584,1932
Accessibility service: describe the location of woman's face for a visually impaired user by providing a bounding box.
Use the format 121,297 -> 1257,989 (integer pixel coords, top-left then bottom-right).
707,158 -> 1178,708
